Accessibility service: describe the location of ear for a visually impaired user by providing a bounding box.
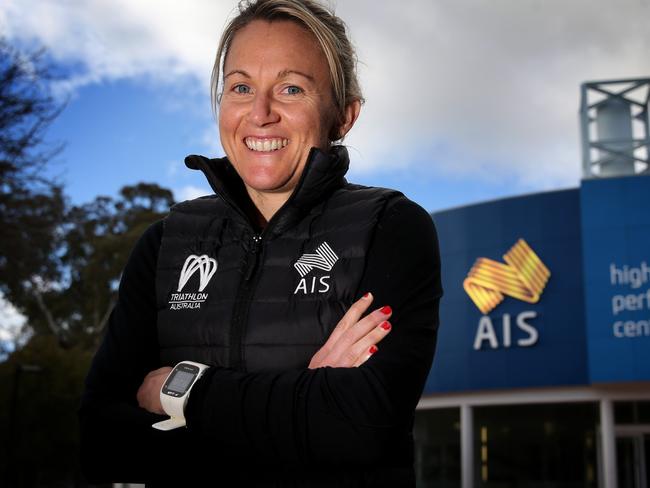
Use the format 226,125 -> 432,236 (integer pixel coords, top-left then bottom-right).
335,99 -> 362,140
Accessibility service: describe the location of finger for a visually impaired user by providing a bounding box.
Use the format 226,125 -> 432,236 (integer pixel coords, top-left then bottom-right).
335,320 -> 392,367
138,370 -> 169,414
326,292 -> 375,345
144,366 -> 172,380
137,368 -> 171,411
352,320 -> 391,357
331,305 -> 392,351
353,344 -> 378,367
136,381 -> 155,410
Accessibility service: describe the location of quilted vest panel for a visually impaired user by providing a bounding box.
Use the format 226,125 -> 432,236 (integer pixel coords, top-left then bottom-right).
156,184 -> 400,372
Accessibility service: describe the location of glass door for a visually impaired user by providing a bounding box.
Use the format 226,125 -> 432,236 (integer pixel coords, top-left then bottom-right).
616,431 -> 649,488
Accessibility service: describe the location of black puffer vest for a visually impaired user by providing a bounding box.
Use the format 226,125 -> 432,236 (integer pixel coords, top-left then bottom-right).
155,147 -> 400,371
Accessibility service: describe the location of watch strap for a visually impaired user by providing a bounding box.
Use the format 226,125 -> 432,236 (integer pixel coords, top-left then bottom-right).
152,416 -> 187,431
152,361 -> 209,431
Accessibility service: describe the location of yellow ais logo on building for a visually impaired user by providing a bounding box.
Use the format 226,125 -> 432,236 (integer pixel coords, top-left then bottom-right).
464,239 -> 551,313
464,239 -> 551,350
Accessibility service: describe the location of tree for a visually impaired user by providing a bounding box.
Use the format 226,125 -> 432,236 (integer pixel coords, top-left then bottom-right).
4,182 -> 174,349
0,38 -> 66,343
0,38 -> 176,487
59,183 -> 174,348
1,39 -> 176,348
0,184 -> 174,486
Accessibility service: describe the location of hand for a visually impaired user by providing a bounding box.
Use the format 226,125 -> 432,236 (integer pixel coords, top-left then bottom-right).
308,293 -> 392,369
136,366 -> 172,415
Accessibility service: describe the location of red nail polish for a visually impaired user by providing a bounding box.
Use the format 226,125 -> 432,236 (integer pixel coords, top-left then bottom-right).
363,292 -> 370,298
380,306 -> 392,315
380,321 -> 391,331
369,345 -> 378,354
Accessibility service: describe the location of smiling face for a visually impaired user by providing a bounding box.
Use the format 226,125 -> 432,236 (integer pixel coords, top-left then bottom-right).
218,20 -> 339,203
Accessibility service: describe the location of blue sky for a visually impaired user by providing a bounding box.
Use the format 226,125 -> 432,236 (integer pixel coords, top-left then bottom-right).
3,0 -> 649,213
37,63 -> 539,214
44,75 -> 529,211
44,78 -> 212,203
2,0 -> 647,214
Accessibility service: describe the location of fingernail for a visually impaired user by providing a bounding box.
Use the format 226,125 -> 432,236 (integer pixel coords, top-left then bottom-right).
363,292 -> 371,299
380,306 -> 392,315
369,345 -> 378,354
380,321 -> 391,331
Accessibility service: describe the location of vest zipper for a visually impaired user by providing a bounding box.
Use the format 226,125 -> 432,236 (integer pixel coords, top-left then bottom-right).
230,233 -> 263,371
244,234 -> 262,280
226,174 -> 305,371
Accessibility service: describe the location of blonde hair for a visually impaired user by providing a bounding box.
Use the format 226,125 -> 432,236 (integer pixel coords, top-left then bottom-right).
211,0 -> 364,140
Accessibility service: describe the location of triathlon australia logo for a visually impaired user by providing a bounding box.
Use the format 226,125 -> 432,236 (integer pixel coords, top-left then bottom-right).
293,242 -> 338,295
178,255 -> 217,292
169,254 -> 217,310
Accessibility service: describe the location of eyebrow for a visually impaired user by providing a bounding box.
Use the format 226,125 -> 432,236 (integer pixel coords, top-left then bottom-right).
223,69 -> 250,80
223,69 -> 315,83
277,69 -> 315,82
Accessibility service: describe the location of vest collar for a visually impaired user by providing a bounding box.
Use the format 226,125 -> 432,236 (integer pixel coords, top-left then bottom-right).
184,145 -> 350,236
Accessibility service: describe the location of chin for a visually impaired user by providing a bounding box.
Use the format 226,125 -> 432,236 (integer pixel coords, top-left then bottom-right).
242,171 -> 293,194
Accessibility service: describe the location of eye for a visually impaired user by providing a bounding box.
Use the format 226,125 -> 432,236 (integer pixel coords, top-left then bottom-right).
283,85 -> 302,95
233,84 -> 251,94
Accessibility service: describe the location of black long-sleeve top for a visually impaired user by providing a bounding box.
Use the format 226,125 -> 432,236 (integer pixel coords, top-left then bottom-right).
79,196 -> 442,487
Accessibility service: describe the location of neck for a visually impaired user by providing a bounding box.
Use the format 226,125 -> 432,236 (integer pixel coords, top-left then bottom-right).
247,188 -> 292,227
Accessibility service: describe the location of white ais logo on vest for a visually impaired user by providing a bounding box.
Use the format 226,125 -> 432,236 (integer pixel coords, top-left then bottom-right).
293,242 -> 338,295
168,254 -> 217,310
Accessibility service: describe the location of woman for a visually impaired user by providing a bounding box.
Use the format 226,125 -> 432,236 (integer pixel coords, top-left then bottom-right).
79,0 -> 442,486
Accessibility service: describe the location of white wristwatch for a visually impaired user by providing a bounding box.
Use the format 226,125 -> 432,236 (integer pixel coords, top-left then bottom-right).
152,361 -> 209,431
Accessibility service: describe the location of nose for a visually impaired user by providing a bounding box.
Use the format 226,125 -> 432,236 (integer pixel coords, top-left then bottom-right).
248,91 -> 279,126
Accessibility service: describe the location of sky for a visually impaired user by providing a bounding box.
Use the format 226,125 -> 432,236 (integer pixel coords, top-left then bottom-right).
0,0 -> 649,348
1,0 -> 648,213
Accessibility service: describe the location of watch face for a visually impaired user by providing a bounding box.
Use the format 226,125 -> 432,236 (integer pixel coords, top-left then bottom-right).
162,363 -> 200,397
166,370 -> 195,394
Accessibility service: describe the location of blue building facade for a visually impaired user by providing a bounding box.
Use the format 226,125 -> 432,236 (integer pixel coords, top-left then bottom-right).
415,174 -> 650,488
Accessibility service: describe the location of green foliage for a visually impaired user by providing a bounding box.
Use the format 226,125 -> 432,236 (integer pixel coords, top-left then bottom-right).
1,180 -> 174,350
0,336 -> 93,486
0,38 -> 66,321
58,183 -> 174,349
0,182 -> 174,485
0,39 -> 176,350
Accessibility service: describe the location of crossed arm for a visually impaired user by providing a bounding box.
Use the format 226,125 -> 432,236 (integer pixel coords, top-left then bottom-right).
79,198 -> 441,482
136,293 -> 393,414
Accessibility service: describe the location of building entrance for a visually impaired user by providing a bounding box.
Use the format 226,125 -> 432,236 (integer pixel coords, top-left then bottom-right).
616,429 -> 650,488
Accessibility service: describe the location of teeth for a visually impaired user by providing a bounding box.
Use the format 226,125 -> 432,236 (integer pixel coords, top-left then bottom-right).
245,138 -> 288,152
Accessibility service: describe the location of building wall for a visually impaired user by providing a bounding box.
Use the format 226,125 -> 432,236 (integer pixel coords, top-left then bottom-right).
418,174 -> 650,488
426,174 -> 650,394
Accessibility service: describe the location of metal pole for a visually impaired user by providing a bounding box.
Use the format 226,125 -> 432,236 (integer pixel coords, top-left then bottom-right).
461,403 -> 474,488
580,83 -> 592,179
600,398 -> 617,488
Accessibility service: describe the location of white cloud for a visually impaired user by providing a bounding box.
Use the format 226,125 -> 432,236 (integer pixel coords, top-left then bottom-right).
2,0 -> 649,190
1,0 -> 231,90
0,292 -> 27,342
337,0 -> 650,188
174,184 -> 211,202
